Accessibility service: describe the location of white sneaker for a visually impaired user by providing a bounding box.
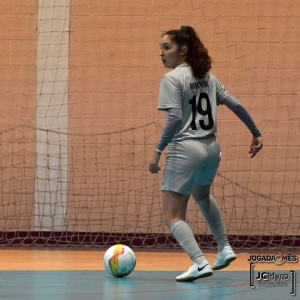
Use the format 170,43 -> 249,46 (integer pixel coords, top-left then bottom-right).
176,260 -> 213,282
212,245 -> 237,270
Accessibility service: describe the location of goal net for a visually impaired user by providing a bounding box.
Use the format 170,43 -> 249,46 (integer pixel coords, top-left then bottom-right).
0,0 -> 299,249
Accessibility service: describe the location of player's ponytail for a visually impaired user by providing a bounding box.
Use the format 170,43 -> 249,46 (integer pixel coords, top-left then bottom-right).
164,26 -> 212,78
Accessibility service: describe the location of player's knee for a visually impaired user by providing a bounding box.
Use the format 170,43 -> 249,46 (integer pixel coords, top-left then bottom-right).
163,213 -> 185,230
192,184 -> 211,200
195,194 -> 211,207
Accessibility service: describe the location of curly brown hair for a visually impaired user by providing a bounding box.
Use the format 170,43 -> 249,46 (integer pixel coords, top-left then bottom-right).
163,26 -> 212,78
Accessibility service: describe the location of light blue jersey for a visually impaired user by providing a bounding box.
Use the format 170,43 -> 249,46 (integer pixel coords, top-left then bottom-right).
158,63 -> 230,140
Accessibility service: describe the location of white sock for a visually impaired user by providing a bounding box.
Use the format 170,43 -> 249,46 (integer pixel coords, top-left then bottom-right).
170,220 -> 206,266
195,194 -> 229,252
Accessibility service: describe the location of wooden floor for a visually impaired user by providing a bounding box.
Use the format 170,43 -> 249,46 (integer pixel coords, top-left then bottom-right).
0,248 -> 299,271
0,248 -> 298,300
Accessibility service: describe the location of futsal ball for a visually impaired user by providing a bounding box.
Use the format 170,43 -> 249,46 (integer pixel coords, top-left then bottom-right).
103,244 -> 136,278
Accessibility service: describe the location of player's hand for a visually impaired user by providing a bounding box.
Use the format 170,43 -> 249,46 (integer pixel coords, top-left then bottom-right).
149,151 -> 161,173
249,136 -> 263,158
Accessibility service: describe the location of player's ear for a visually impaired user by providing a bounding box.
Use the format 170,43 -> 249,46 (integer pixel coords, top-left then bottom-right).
181,45 -> 188,56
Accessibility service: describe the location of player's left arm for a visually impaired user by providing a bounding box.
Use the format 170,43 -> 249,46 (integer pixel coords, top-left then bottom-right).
149,108 -> 183,173
221,95 -> 263,158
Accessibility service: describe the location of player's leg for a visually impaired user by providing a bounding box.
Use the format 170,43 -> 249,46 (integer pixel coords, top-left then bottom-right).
192,136 -> 236,270
163,190 -> 213,281
192,184 -> 228,251
162,140 -> 213,281
163,190 -> 205,264
192,184 -> 236,270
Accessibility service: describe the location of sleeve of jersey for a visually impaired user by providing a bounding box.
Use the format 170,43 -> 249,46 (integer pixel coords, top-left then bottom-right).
215,78 -> 231,105
155,108 -> 183,153
214,77 -> 261,137
221,95 -> 261,137
158,74 -> 182,111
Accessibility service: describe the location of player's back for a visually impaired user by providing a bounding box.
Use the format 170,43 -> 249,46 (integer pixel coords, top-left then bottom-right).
166,64 -> 219,141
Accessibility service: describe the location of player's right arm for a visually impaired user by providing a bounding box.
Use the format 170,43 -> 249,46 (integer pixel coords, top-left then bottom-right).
249,136 -> 263,158
221,95 -> 261,138
215,78 -> 263,158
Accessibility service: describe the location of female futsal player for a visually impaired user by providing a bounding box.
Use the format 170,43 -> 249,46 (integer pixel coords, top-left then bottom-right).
149,26 -> 263,282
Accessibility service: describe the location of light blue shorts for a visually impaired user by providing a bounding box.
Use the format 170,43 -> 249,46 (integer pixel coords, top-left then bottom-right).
161,135 -> 221,196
